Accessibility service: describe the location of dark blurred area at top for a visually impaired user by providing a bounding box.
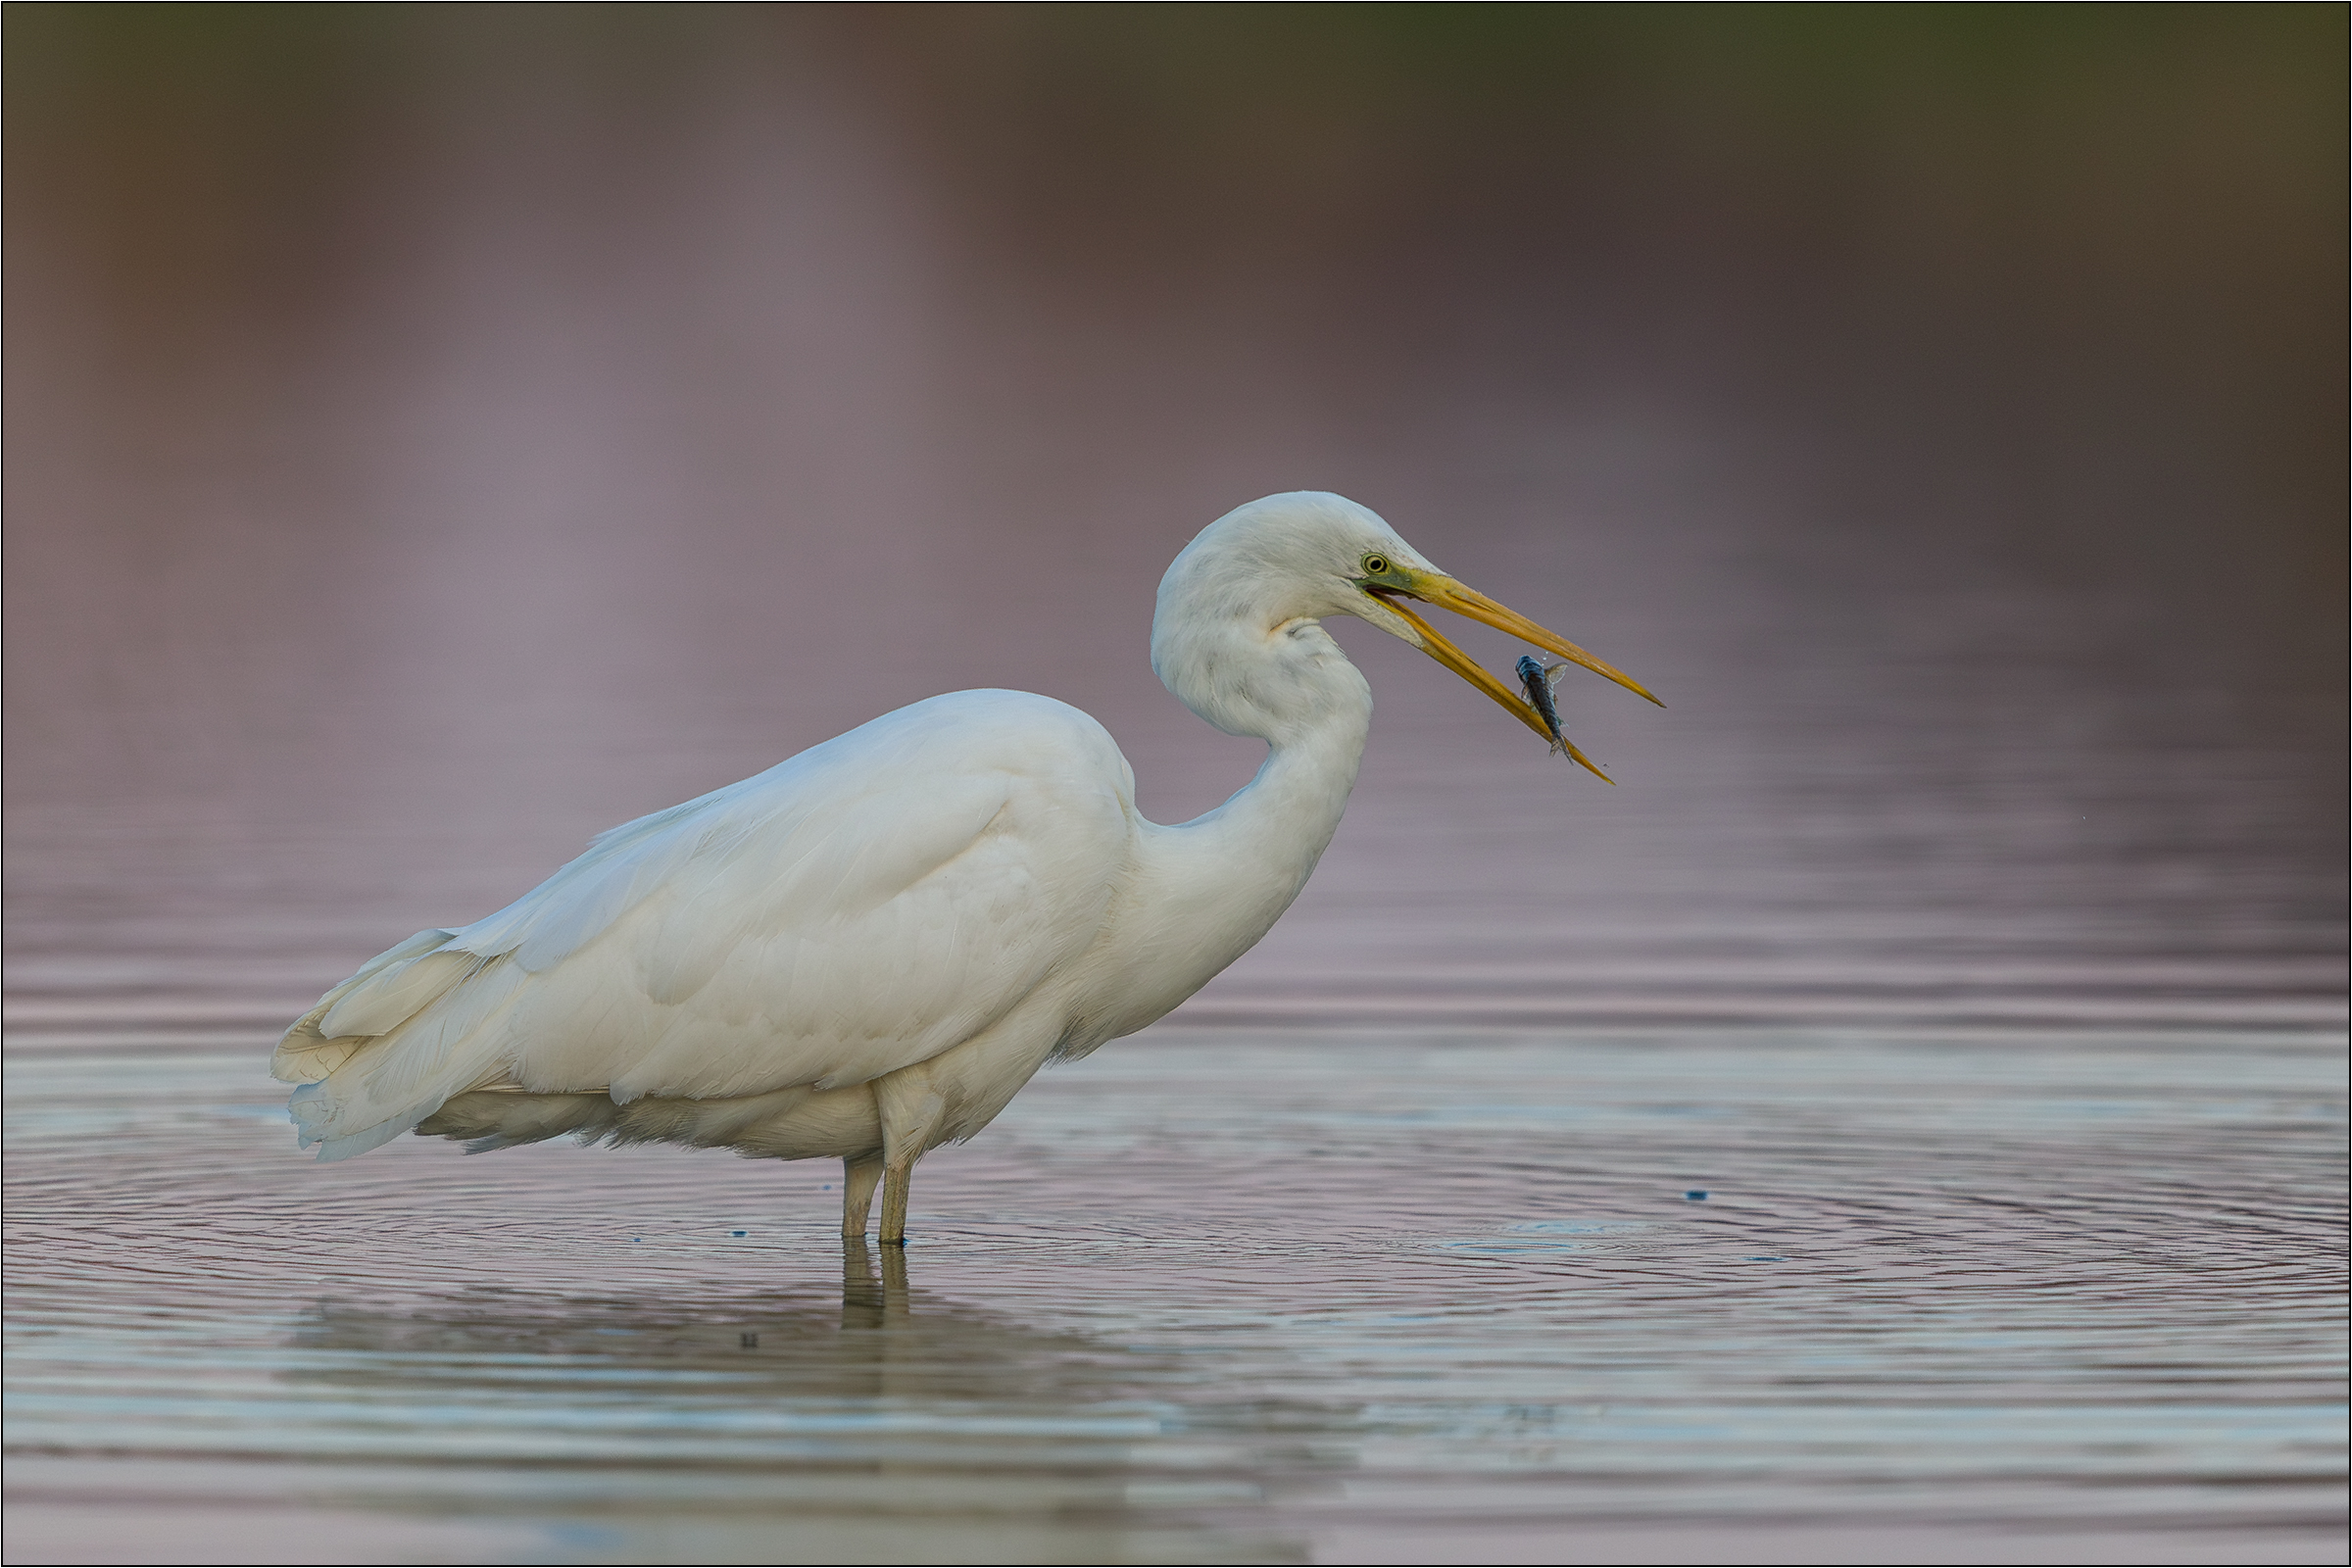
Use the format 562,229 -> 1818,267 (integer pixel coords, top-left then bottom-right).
5,5 -> 2343,1030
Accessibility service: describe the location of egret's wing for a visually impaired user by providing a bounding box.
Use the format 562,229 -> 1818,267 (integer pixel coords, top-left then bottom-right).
276,693 -> 1136,1159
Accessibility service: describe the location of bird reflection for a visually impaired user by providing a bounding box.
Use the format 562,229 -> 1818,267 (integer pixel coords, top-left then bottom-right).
283,1245 -> 1323,1562
837,1237 -> 906,1330
286,1242 -> 1340,1435
291,1242 -> 1173,1409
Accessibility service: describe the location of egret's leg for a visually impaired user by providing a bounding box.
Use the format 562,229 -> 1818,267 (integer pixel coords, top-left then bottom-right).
841,1155 -> 883,1238
878,1160 -> 913,1247
871,1063 -> 945,1248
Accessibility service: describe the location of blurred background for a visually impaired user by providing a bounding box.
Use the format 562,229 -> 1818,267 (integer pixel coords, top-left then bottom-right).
6,3 -> 2344,1041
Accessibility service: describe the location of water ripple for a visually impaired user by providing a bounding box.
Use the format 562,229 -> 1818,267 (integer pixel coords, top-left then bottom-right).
5,1029 -> 2343,1563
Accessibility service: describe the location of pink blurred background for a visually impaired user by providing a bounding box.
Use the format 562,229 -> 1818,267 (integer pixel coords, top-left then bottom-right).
7,7 -> 2344,1038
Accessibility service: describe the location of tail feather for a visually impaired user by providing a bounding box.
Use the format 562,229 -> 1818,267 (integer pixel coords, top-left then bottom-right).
288,1082 -> 437,1161
277,947 -> 530,1162
318,949 -> 479,1041
272,929 -> 457,1084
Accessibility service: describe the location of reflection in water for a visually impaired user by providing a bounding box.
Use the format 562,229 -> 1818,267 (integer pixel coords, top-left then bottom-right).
291,1241 -> 1209,1411
278,1245 -> 1327,1565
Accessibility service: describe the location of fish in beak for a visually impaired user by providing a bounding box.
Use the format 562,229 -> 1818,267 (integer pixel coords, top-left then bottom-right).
1354,562 -> 1660,783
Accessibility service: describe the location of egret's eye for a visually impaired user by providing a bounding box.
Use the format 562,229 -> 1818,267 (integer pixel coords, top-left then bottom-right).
1360,553 -> 1391,576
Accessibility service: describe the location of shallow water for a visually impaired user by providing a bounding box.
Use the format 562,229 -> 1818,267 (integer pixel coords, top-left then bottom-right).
7,1029 -> 2343,1564
7,11 -> 2347,1565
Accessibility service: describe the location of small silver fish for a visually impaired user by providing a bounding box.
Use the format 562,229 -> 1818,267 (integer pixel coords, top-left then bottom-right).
1516,654 -> 1613,782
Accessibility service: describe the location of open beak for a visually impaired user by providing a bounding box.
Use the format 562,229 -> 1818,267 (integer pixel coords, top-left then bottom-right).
1366,571 -> 1660,784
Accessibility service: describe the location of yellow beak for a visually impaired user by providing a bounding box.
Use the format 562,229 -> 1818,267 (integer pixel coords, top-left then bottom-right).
1366,571 -> 1660,784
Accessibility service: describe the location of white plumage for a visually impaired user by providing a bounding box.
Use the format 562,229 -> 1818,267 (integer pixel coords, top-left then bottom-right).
275,491 -> 1656,1241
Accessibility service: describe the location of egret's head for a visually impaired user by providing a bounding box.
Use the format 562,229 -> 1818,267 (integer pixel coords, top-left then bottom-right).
1154,491 -> 1660,778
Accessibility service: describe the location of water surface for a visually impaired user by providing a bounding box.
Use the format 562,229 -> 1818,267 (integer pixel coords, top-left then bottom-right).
8,1029 -> 2343,1565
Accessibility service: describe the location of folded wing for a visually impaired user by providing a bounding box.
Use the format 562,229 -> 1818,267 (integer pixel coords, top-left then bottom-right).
274,693 -> 1136,1160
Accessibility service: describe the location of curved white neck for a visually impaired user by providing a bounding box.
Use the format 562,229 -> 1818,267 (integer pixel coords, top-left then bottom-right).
1186,678 -> 1367,883
1092,617 -> 1373,1036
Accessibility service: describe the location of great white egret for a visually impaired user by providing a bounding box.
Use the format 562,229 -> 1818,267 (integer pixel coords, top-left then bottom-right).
274,492 -> 1657,1243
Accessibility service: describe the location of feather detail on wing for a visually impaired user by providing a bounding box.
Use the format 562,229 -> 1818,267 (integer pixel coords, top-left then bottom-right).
272,928 -> 460,1084
272,692 -> 1136,1161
